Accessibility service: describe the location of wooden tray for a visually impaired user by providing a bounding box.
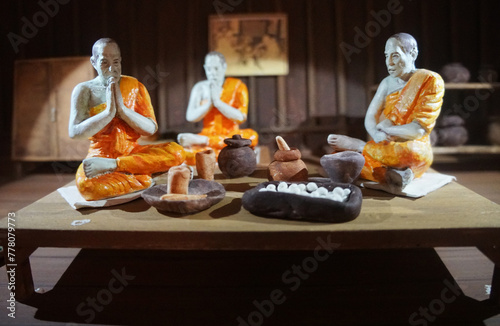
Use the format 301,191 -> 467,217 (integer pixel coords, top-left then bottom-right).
242,179 -> 362,223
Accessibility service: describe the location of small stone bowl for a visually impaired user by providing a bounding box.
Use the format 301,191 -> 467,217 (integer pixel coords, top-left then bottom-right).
142,179 -> 225,214
320,151 -> 365,184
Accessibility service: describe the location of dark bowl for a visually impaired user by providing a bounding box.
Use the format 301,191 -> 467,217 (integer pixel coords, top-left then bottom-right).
141,179 -> 226,214
242,179 -> 362,223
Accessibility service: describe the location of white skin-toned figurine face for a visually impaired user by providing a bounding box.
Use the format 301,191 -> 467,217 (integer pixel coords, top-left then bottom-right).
91,42 -> 122,86
204,55 -> 227,86
385,38 -> 417,81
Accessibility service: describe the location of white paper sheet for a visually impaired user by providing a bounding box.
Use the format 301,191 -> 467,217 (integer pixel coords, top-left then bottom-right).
57,185 -> 144,210
358,172 -> 456,198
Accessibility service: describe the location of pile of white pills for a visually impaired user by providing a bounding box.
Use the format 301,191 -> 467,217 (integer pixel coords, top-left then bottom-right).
259,182 -> 351,203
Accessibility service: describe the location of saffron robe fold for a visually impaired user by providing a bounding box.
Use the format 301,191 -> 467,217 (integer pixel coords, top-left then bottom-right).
76,76 -> 185,201
184,77 -> 258,165
361,69 -> 444,183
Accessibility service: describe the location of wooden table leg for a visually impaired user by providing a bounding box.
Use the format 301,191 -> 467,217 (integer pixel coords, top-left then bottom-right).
491,265 -> 500,305
478,246 -> 500,306
3,247 -> 37,302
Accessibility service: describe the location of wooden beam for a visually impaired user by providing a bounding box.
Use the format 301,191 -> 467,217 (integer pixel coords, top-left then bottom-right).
365,0 -> 375,110
335,0 -> 347,133
306,0 -> 316,119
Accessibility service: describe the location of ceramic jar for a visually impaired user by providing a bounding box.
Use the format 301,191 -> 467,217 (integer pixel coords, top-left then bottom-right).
488,117 -> 500,145
196,148 -> 216,180
218,135 -> 256,178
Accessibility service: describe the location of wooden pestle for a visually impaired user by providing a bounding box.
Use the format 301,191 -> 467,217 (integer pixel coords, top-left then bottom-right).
276,136 -> 290,151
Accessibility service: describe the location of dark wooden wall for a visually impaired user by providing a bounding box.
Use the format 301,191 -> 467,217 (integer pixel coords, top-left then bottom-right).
1,0 -> 500,178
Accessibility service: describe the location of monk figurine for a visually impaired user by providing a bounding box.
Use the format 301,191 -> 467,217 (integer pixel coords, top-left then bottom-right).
328,33 -> 444,190
177,51 -> 258,165
69,38 -> 185,201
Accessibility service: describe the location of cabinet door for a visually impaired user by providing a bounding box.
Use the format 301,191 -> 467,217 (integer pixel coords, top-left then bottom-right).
12,57 -> 95,161
52,57 -> 94,160
12,61 -> 55,161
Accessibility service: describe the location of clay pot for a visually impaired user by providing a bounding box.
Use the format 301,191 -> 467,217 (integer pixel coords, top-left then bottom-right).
218,134 -> 256,178
437,126 -> 468,146
435,115 -> 468,146
440,63 -> 470,83
320,152 -> 365,184
488,118 -> 500,145
438,115 -> 465,128
430,130 -> 438,146
268,148 -> 308,181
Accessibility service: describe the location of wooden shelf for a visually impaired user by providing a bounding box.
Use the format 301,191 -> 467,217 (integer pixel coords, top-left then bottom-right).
444,82 -> 500,90
370,82 -> 500,92
368,82 -> 500,154
433,145 -> 500,154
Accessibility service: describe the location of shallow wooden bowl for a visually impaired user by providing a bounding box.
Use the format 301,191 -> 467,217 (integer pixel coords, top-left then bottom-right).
142,179 -> 225,214
242,179 -> 362,223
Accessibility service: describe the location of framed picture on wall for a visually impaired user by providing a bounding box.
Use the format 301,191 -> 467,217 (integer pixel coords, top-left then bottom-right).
209,13 -> 288,76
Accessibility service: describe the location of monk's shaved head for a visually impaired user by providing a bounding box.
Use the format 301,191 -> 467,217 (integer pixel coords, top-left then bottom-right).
389,33 -> 418,57
92,38 -> 120,59
205,51 -> 226,66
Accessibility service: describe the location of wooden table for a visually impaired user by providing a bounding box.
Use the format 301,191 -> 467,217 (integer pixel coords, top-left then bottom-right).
1,166 -> 500,305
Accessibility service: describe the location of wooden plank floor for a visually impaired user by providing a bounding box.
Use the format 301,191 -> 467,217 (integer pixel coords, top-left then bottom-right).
0,160 -> 499,325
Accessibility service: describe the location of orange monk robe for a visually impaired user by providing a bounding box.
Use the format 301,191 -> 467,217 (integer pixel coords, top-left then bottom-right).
361,69 -> 444,183
76,76 -> 185,201
184,77 -> 258,165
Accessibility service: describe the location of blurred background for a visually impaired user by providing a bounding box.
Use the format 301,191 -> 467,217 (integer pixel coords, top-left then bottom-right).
1,0 -> 499,183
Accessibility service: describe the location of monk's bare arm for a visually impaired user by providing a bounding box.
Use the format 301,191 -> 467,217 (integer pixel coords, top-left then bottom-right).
210,83 -> 246,123
185,82 -> 213,122
68,83 -> 116,139
112,80 -> 157,136
365,78 -> 390,142
117,107 -> 157,136
379,121 -> 425,141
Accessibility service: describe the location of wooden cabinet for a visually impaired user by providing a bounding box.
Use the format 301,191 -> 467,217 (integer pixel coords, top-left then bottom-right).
12,57 -> 94,161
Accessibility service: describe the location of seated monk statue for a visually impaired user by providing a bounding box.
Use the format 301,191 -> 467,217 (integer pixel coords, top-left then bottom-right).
328,33 -> 444,190
69,38 -> 185,201
177,51 -> 258,165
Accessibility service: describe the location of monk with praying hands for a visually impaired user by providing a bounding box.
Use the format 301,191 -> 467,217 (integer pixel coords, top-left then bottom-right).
69,38 -> 185,201
177,51 -> 258,165
328,33 -> 444,190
